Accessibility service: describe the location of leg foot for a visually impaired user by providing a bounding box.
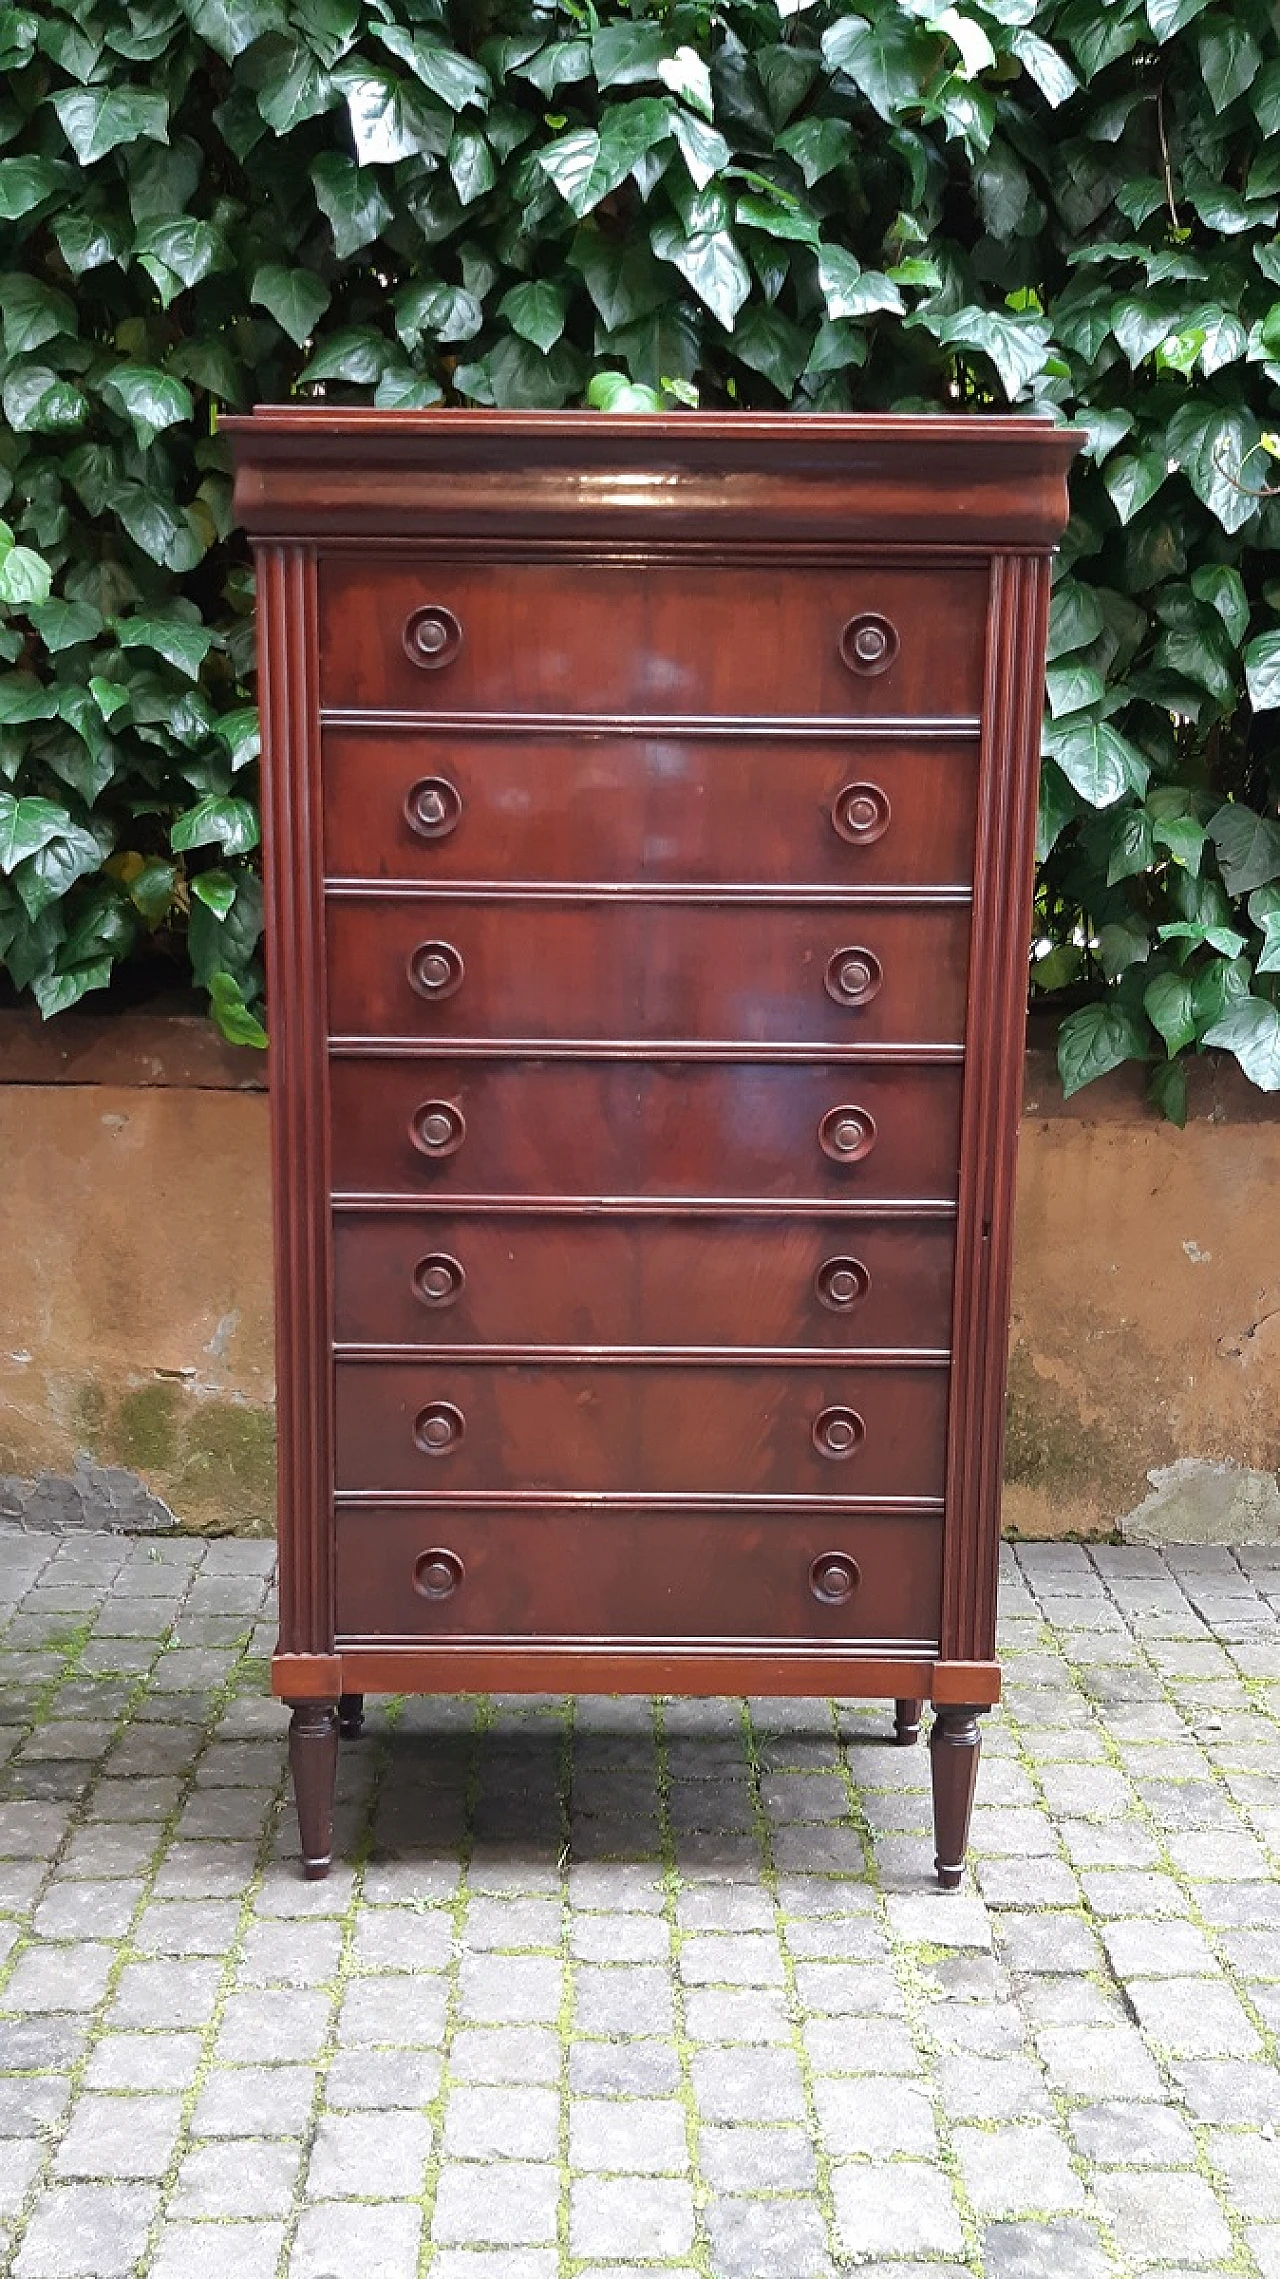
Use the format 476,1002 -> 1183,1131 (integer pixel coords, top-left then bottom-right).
929,1705 -> 983,1890
338,1691 -> 365,1740
894,1697 -> 924,1746
287,1699 -> 338,1880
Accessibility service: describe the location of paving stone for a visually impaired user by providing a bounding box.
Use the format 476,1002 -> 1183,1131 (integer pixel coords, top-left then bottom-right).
30,1880 -> 143,1940
685,1987 -> 791,2043
1034,2024 -> 1167,2099
1205,2129 -> 1280,2216
830,2160 -> 963,2256
954,2123 -> 1084,2216
239,1918 -> 343,1986
218,1989 -> 331,2064
1090,2171 -> 1234,2264
679,1931 -> 786,1986
193,2064 -> 317,2138
458,1952 -> 561,2025
324,2048 -> 441,2108
84,2031 -> 202,2091
433,2162 -> 560,2247
134,1898 -> 242,1956
0,2139 -> 42,2218
1101,1918 -> 1218,1978
3,1943 -> 115,2012
704,2194 -> 834,2277
1069,2101 -> 1198,2166
431,2259 -> 559,2279
814,2076 -> 937,2159
442,2085 -> 559,2161
936,2053 -> 1054,2121
449,2026 -> 560,2084
1127,1976 -> 1262,2057
290,2200 -> 422,2278
689,2044 -> 807,2121
570,2096 -> 688,2174
569,2175 -> 696,2258
982,2218 -> 1111,2279
53,2092 -> 183,2180
173,2139 -> 301,2219
569,2037 -> 681,2095
307,2109 -> 431,2198
699,2123 -> 817,2194
150,2222 -> 285,2279
13,2184 -> 158,2278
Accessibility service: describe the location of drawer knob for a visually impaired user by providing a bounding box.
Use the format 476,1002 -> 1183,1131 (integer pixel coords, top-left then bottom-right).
414,1402 -> 465,1456
825,947 -> 883,1009
413,1547 -> 465,1598
832,783 -> 891,846
405,777 -> 462,841
818,1105 -> 876,1163
812,1407 -> 865,1459
413,1253 -> 465,1308
408,940 -> 464,1001
815,1257 -> 870,1311
410,1100 -> 466,1158
840,613 -> 899,675
809,1552 -> 861,1603
403,605 -> 463,670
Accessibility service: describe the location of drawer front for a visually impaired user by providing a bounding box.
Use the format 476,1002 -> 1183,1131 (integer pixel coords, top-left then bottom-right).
332,1212 -> 956,1353
322,730 -> 980,890
335,1506 -> 943,1645
318,559 -> 987,719
327,899 -> 971,1048
333,1361 -> 948,1497
328,1059 -> 963,1203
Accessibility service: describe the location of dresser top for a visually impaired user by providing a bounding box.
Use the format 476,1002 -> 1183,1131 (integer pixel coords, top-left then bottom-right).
224,408 -> 1081,551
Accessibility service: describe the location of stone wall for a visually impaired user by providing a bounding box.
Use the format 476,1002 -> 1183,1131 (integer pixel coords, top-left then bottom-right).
3,1010 -> 1278,1540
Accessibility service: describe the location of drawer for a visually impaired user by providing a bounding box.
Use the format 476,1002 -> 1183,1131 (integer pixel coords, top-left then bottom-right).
326,898 -> 970,1048
332,1211 -> 956,1353
333,1360 -> 948,1497
317,558 -> 987,718
328,1059 -> 964,1203
322,729 -> 980,890
334,1505 -> 943,1645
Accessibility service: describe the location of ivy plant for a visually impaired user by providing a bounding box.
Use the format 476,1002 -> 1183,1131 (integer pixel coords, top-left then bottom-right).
1,0 -> 1280,1100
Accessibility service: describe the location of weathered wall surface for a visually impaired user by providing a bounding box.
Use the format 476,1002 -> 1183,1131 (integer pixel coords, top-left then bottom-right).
3,1012 -> 1279,1539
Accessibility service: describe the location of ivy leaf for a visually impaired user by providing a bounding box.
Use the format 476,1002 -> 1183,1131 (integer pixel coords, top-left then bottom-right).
1045,656 -> 1104,716
3,365 -> 88,434
1047,715 -> 1149,807
735,193 -> 820,246
185,0 -> 286,61
1203,995 -> 1280,1087
1036,757 -> 1076,860
0,157 -> 66,220
657,47 -> 715,121
310,152 -> 393,258
1057,1001 -> 1149,1096
135,217 -> 228,307
208,968 -> 268,1048
51,85 -> 169,164
919,305 -> 1052,399
1244,631 -> 1280,709
1166,403 -> 1265,535
1046,579 -> 1105,658
1190,563 -> 1249,647
1103,450 -> 1168,526
171,795 -> 260,857
1009,28 -> 1079,105
591,24 -> 666,88
115,615 -> 216,680
1206,804 -> 1280,894
1145,971 -> 1197,1057
0,546 -> 52,609
651,217 -> 751,328
0,277 -> 76,358
0,793 -> 75,871
336,68 -> 453,166
1198,15 -> 1261,114
499,280 -> 567,352
100,366 -> 193,449
821,14 -> 922,122
449,129 -> 496,206
298,328 -> 393,386
1107,806 -> 1155,884
250,264 -> 331,347
191,868 -> 237,917
255,40 -> 333,132
776,117 -> 853,187
671,111 -> 731,191
393,281 -> 483,346
731,303 -> 809,394
370,25 -> 491,112
540,101 -> 673,217
933,8 -> 997,77
214,709 -> 261,774
29,599 -> 103,653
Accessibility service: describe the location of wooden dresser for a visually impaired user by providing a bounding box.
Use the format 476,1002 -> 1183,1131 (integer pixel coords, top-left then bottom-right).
227,410 -> 1077,1887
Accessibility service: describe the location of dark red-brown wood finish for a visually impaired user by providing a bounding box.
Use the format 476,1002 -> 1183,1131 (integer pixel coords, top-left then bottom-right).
227,410 -> 1079,1887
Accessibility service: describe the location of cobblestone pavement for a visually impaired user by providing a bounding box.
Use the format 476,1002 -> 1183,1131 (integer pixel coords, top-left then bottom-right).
0,1527 -> 1279,2279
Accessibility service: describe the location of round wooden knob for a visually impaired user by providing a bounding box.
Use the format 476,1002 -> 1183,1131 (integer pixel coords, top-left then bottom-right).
832,783 -> 891,846
818,1105 -> 876,1163
403,605 -> 463,670
815,1257 -> 870,1311
405,777 -> 462,841
413,1253 -> 465,1308
825,947 -> 883,1009
812,1406 -> 865,1460
414,1402 -> 464,1456
410,1100 -> 466,1158
413,1547 -> 464,1598
408,941 -> 464,1001
809,1552 -> 861,1603
839,613 -> 899,676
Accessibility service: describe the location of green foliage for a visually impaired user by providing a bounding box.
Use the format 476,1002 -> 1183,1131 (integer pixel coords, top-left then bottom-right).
2,0 -> 1280,1096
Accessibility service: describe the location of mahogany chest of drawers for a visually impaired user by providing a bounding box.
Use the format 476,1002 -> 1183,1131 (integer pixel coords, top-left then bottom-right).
227,410 -> 1077,1886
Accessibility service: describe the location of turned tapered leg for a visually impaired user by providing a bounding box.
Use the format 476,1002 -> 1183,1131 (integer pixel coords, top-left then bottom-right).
338,1692 -> 365,1739
930,1706 -> 983,1889
894,1697 -> 924,1746
286,1699 -> 338,1880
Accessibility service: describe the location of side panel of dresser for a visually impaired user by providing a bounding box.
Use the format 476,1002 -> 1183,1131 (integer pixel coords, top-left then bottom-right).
942,553 -> 1051,1678
257,546 -> 338,1690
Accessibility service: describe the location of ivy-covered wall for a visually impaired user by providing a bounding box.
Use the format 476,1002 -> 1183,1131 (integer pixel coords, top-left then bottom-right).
3,0 -> 1280,1107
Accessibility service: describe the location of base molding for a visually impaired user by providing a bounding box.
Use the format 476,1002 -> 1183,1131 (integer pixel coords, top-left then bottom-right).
272,1644 -> 1001,1705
